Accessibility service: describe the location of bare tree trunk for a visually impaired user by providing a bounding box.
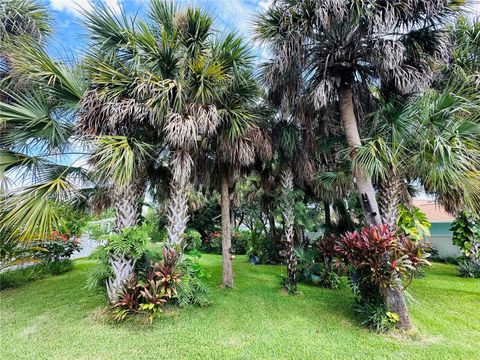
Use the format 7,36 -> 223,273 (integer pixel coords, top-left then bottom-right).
338,86 -> 382,225
166,150 -> 191,247
381,277 -> 412,330
220,166 -> 234,288
281,168 -> 297,290
378,173 -> 403,226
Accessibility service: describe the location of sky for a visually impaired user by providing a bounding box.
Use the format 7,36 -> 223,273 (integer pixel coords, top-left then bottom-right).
46,0 -> 480,61
47,0 -> 272,59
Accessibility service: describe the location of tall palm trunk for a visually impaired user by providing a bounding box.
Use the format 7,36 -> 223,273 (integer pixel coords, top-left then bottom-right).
107,179 -> 145,302
378,173 -> 403,226
166,150 -> 191,247
281,168 -> 297,290
338,86 -> 381,225
220,165 -> 234,288
113,181 -> 144,230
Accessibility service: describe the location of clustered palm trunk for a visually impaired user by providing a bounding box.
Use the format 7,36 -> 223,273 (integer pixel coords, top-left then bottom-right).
281,168 -> 297,290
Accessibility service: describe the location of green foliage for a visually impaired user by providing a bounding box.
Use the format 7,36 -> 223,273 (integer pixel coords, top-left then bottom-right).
43,259 -> 73,275
33,238 -> 81,263
54,202 -> 91,238
280,275 -> 297,295
86,245 -> 112,292
0,226 -> 44,271
189,196 -> 221,240
247,232 -> 279,264
104,224 -> 151,259
293,201 -> 321,233
0,259 -> 73,291
184,228 -> 202,252
353,300 -> 398,333
450,211 -> 480,260
458,260 -> 480,278
397,204 -> 431,241
177,252 -> 211,307
111,247 -> 210,322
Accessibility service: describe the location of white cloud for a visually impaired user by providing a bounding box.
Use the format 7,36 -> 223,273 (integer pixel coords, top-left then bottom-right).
258,0 -> 271,10
49,0 -> 121,16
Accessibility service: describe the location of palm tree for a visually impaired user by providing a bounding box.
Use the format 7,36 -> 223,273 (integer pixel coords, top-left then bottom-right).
357,17 -> 480,224
207,42 -> 270,287
255,0 -> 460,226
0,8 -> 88,241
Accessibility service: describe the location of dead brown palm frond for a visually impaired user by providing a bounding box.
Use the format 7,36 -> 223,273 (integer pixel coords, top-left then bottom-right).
170,149 -> 193,186
250,127 -> 273,162
190,103 -> 219,136
165,113 -> 197,150
78,90 -> 159,136
217,136 -> 256,169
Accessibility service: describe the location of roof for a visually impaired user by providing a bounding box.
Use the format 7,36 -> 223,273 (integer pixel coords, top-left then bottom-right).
412,199 -> 455,223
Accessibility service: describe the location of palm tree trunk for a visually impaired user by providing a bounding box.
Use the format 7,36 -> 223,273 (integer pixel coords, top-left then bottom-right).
281,168 -> 297,290
381,275 -> 412,330
378,173 -> 403,226
108,179 -> 145,302
166,150 -> 191,247
338,86 -> 382,225
113,181 -> 144,230
220,165 -> 234,288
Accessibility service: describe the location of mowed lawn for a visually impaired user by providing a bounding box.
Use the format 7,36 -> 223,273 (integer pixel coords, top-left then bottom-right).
1,255 -> 479,360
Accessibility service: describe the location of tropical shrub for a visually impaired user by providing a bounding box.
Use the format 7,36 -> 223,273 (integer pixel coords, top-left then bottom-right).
247,232 -> 280,264
111,247 -> 210,322
458,260 -> 480,278
177,252 -> 211,307
184,228 -> 202,252
201,230 -> 223,254
201,229 -> 249,255
397,205 -> 431,241
450,211 -> 480,278
450,211 -> 480,260
335,224 -> 430,331
33,233 -> 82,263
353,300 -> 399,333
295,235 -> 342,289
86,224 -> 150,293
0,228 -> 44,272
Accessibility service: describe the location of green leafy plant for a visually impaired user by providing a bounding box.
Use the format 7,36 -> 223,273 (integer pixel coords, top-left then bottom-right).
450,211 -> 480,260
353,300 -> 399,333
184,228 -> 202,252
397,204 -> 431,241
177,252 -> 211,307
458,260 -> 480,278
0,227 -> 44,272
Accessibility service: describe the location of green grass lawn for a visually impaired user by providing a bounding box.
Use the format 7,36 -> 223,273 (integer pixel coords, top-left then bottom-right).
1,255 -> 479,359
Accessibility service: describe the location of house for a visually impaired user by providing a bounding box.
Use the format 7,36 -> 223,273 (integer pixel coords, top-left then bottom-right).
413,199 -> 460,259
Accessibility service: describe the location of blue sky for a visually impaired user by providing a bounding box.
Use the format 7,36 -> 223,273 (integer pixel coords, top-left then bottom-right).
47,0 -> 271,60
46,0 -> 480,61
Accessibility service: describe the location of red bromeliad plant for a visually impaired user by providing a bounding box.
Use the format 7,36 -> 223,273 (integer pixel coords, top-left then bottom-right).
335,224 -> 430,331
